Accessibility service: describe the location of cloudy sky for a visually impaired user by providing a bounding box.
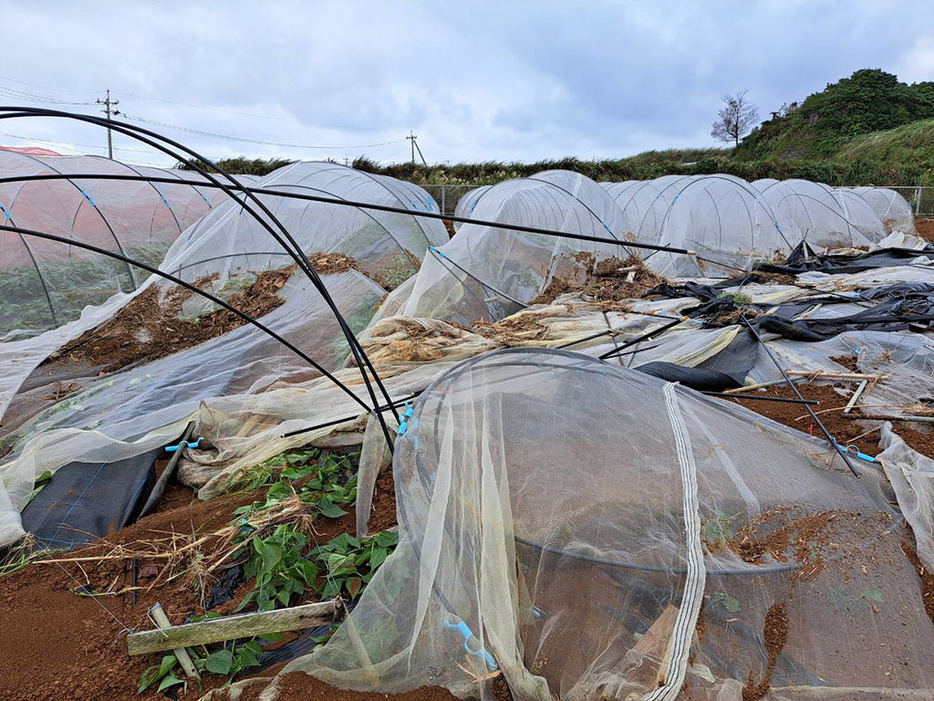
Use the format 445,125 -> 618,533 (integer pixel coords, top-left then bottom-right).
0,1 -> 932,168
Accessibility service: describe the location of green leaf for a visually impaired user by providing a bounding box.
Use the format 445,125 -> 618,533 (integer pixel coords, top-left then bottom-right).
233,590 -> 255,613
300,560 -> 319,584
318,498 -> 349,519
235,643 -> 261,671
710,590 -> 741,613
204,648 -> 234,675
157,673 -> 185,692
253,535 -> 282,572
370,547 -> 389,568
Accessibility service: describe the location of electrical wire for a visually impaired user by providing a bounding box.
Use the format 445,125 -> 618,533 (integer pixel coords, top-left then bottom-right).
120,113 -> 407,151
0,130 -> 164,155
116,90 -> 404,133
0,85 -> 96,107
0,74 -> 100,95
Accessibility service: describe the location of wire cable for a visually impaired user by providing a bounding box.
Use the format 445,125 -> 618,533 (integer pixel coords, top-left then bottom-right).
120,113 -> 406,151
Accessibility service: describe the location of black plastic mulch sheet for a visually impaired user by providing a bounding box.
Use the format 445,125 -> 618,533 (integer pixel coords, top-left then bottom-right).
645,244 -> 934,342
757,241 -> 934,275
634,329 -> 760,392
21,445 -> 167,549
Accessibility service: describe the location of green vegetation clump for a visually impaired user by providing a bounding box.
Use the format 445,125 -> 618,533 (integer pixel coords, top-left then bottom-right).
177,156 -> 295,176
738,69 -> 934,160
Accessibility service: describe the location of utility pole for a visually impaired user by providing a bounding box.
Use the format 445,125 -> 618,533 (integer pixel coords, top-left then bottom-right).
406,130 -> 428,166
96,89 -> 120,159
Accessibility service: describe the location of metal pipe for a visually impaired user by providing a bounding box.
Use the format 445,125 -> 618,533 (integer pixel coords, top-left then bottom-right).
741,315 -> 859,477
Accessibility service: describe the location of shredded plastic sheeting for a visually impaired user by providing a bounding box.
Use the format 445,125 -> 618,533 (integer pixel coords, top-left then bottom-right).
878,424 -> 934,572
0,162 -> 446,545
0,151 -> 215,336
285,348 -> 933,700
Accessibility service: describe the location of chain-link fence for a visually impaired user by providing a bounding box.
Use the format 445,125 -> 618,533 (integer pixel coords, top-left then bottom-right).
420,184 -> 485,217
882,186 -> 934,217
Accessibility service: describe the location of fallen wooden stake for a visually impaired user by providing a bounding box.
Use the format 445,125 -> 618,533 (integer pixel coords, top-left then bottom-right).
722,377 -> 806,394
786,370 -> 881,381
843,380 -> 869,415
858,414 -> 934,424
149,603 -> 200,678
128,599 -> 342,656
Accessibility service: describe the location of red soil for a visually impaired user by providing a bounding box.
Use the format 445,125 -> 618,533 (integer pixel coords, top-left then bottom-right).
0,460 -> 401,701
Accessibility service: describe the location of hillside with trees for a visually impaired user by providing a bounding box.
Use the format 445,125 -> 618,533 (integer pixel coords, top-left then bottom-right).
737,69 -> 934,160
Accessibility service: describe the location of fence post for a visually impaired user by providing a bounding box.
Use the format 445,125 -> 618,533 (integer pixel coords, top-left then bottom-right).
917,186 -> 922,216
441,185 -> 446,216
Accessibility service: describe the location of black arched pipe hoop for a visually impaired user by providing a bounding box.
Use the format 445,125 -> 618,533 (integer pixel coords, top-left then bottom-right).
0,107 -> 398,450
0,222 -> 376,417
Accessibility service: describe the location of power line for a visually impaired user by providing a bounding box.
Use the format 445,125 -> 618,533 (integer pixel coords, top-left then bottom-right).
0,74 -> 101,95
0,85 -> 96,107
0,130 -> 163,155
116,90 -> 402,133
120,112 -> 407,150
0,75 -> 403,133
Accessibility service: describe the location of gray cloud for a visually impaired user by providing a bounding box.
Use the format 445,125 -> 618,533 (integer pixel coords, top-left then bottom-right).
0,0 -> 931,167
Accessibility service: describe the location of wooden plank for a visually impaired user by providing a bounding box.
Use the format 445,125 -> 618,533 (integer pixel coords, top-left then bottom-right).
843,380 -> 869,414
722,377 -> 806,394
632,604 -> 679,660
786,371 -> 880,381
128,599 -> 342,656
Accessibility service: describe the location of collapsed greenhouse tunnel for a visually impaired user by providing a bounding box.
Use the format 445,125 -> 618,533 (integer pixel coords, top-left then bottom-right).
0,160 -> 449,546
381,170 -> 633,326
289,347 -> 934,700
0,150 -> 216,336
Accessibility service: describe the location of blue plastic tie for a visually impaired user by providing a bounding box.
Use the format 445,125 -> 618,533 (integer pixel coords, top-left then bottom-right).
165,437 -> 203,453
160,193 -> 174,211
396,402 -> 414,435
0,204 -> 10,221
443,620 -> 497,670
854,346 -> 861,356
832,438 -> 876,463
428,245 -> 445,259
81,189 -> 97,207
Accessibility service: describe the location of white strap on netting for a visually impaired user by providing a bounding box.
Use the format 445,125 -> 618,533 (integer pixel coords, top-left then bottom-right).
645,383 -> 707,701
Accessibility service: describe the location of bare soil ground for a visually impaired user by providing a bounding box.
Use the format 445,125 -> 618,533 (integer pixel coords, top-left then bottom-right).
915,217 -> 934,243
0,459 -> 402,701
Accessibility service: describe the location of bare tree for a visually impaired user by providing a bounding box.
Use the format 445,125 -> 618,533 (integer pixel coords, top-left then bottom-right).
711,90 -> 760,147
